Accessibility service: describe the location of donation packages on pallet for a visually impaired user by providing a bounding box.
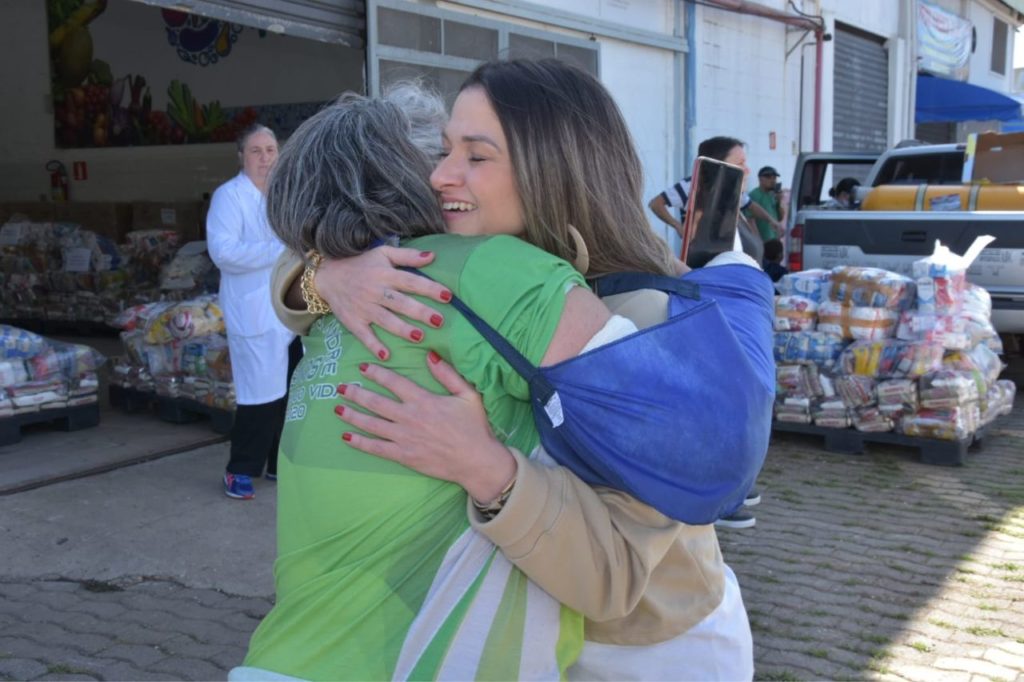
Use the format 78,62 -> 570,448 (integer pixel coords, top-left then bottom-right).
0,218 -> 128,323
772,236 -> 1015,441
0,325 -> 104,418
110,295 -> 235,410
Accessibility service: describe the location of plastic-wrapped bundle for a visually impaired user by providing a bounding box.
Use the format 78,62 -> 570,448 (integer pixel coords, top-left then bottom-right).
159,241 -> 218,294
839,339 -> 945,379
773,331 -> 847,367
813,398 -> 852,428
26,342 -> 106,382
834,374 -> 875,408
876,378 -> 918,415
0,325 -> 47,359
0,359 -> 29,387
7,378 -> 68,410
70,372 -> 99,397
0,389 -> 11,418
818,301 -> 898,341
212,381 -> 236,410
774,295 -> 817,332
980,380 -> 1016,424
778,269 -> 832,303
961,283 -> 991,319
896,312 -> 971,350
154,373 -> 183,398
853,406 -> 895,433
111,301 -> 174,332
776,363 -> 824,398
829,266 -> 916,310
900,405 -> 979,441
775,398 -> 812,423
182,334 -> 232,382
124,230 -> 182,287
942,345 -> 1004,391
918,370 -> 980,409
143,341 -> 183,378
915,273 -> 965,315
143,296 -> 224,344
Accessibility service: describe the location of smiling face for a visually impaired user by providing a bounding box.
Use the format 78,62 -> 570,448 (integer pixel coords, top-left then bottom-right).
429,87 -> 525,237
239,130 -> 279,190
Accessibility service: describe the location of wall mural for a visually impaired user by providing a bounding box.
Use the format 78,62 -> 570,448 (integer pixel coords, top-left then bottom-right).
47,0 -> 329,148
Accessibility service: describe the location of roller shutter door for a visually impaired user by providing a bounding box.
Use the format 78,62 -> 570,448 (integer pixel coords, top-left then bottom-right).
833,24 -> 888,154
134,0 -> 365,47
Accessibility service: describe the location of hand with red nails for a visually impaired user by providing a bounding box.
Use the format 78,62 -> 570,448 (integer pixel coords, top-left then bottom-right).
313,246 -> 452,362
335,354 -> 517,505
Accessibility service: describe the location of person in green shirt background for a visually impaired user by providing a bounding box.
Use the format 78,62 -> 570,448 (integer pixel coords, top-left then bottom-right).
745,166 -> 786,242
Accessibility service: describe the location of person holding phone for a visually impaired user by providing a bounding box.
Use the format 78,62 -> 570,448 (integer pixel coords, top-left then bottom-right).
648,136 -> 775,269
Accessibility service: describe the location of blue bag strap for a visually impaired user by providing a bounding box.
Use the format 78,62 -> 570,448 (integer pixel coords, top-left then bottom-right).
590,272 -> 701,300
399,268 -> 558,405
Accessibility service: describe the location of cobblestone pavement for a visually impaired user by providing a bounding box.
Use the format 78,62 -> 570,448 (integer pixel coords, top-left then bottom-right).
1,375 -> 1022,680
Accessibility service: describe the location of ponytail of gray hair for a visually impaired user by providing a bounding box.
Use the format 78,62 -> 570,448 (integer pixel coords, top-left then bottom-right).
265,84 -> 447,259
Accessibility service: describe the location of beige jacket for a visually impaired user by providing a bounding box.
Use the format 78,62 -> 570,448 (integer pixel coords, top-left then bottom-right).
270,251 -> 725,645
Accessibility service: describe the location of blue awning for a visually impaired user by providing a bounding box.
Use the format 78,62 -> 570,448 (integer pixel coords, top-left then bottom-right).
916,74 -> 1023,123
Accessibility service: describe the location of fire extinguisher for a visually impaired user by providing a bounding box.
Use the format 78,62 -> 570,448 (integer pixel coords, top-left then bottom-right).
45,160 -> 69,202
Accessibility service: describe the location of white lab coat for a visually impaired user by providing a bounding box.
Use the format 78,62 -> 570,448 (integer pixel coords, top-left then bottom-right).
207,172 -> 295,405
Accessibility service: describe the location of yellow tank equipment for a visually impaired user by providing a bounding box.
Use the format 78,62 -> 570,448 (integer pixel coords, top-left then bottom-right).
861,184 -> 1024,211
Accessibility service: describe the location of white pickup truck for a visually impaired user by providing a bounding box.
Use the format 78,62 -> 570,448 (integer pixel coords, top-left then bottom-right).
784,143 -> 1024,334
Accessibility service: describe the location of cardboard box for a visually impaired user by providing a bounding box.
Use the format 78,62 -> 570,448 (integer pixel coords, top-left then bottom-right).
0,202 -> 57,224
961,131 -> 1024,184
52,202 -> 134,241
131,201 -> 207,242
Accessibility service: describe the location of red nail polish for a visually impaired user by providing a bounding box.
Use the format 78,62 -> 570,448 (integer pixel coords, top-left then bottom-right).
420,251 -> 432,258
430,314 -> 443,328
359,362 -> 369,372
410,329 -> 424,342
440,290 -> 452,303
337,384 -> 347,395
377,349 -> 388,361
334,405 -> 345,417
428,350 -> 441,365
342,432 -> 353,442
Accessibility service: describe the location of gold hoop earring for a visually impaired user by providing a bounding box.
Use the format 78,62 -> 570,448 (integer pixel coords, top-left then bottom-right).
567,224 -> 590,275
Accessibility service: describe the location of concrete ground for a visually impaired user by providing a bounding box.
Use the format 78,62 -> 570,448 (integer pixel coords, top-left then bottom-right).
0,363 -> 1021,680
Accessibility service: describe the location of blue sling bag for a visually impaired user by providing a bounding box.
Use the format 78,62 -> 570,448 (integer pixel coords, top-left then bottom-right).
422,263 -> 775,525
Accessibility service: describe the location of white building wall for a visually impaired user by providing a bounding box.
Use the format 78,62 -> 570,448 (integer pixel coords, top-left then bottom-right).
689,0 -> 910,193
967,0 -> 1018,91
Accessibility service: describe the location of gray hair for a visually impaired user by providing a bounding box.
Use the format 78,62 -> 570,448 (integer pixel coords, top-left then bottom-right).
236,123 -> 276,154
265,86 -> 447,258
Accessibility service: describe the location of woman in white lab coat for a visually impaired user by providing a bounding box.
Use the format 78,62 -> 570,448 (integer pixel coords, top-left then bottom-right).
207,124 -> 298,500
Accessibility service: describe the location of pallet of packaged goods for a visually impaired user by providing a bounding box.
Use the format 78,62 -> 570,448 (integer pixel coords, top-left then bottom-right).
0,402 -> 100,446
771,257 -> 1014,467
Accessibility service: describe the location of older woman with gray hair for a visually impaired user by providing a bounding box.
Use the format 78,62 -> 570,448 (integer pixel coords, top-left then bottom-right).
233,86 -> 610,680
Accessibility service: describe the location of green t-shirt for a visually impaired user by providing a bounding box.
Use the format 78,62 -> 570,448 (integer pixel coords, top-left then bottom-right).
243,234 -> 586,681
745,186 -> 780,241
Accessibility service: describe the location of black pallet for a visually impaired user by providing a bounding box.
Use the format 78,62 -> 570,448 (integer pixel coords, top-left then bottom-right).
0,403 -> 101,446
772,421 -> 985,466
0,318 -> 118,337
156,396 -> 233,435
108,385 -> 156,413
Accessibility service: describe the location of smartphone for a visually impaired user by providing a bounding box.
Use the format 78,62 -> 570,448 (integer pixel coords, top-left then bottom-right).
680,156 -> 746,268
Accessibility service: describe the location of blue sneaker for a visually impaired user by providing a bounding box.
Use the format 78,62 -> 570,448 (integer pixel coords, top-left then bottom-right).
265,472 -> 278,482
223,472 -> 255,500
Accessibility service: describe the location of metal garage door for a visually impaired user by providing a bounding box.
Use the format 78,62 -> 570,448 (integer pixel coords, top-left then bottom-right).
833,23 -> 888,154
134,0 -> 365,47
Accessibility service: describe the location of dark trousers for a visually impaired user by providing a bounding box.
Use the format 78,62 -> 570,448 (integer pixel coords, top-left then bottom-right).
226,337 -> 303,477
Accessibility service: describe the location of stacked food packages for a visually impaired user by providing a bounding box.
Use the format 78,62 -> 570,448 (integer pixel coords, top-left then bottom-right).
0,219 -> 130,322
0,216 -> 211,325
0,325 -> 104,418
110,295 -> 235,411
773,253 -> 1014,441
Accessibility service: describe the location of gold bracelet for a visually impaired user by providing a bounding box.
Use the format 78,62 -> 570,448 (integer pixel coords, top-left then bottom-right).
472,474 -> 517,520
300,251 -> 331,315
